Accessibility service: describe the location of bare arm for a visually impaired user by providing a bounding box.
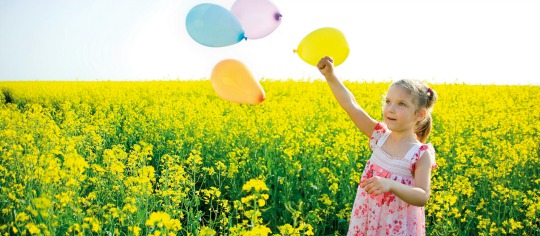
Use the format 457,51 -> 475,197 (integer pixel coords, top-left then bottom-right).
317,56 -> 377,137
362,151 -> 435,206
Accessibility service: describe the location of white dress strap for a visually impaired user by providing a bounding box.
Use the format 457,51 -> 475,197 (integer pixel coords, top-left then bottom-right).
404,143 -> 422,161
377,131 -> 391,147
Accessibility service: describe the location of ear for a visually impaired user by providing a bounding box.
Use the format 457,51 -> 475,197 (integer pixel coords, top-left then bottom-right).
416,108 -> 427,121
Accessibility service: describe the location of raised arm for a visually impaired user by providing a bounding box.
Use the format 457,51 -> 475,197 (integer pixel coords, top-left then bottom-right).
317,56 -> 377,137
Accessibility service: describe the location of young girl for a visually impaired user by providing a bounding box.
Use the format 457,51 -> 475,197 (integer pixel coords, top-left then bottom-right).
317,56 -> 438,235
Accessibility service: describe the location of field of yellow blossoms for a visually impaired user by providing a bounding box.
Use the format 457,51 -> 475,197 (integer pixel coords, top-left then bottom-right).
1,80 -> 539,235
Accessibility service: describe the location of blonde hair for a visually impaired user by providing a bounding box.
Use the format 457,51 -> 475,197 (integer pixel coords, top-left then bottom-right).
391,79 -> 438,143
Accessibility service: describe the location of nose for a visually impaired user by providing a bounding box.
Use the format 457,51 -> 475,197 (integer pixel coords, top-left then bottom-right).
385,103 -> 396,113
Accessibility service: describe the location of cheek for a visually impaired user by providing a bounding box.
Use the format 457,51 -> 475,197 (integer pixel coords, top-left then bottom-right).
406,109 -> 418,118
397,107 -> 413,116
382,105 -> 389,113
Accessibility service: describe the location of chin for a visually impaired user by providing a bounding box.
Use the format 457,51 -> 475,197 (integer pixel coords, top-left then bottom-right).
384,121 -> 397,130
386,121 -> 407,132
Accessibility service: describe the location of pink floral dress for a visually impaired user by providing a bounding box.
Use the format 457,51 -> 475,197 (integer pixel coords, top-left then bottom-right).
348,122 -> 436,236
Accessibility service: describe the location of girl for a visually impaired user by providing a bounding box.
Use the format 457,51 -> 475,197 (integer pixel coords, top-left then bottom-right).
317,56 -> 438,235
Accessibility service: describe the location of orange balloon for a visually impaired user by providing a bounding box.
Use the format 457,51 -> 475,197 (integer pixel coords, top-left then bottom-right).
211,59 -> 266,104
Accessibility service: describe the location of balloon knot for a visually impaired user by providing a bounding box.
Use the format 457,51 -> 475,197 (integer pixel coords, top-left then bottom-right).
274,13 -> 282,21
293,49 -> 297,54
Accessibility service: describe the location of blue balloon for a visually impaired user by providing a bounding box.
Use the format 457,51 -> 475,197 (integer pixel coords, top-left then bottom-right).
186,3 -> 245,47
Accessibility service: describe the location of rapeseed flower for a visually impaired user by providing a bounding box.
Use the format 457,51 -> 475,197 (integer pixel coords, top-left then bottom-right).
0,81 -> 538,235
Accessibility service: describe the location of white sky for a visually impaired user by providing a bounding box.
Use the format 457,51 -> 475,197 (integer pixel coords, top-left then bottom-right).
0,0 -> 539,85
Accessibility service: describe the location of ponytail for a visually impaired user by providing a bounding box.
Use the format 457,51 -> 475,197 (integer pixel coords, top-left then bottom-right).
415,114 -> 432,144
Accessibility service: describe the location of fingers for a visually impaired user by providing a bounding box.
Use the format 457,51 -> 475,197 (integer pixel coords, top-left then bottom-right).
317,61 -> 326,70
366,182 -> 380,195
361,176 -> 387,196
326,56 -> 334,63
367,187 -> 381,196
317,56 -> 334,70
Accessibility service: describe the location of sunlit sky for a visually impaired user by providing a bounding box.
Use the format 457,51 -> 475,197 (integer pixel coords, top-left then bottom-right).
1,0 -> 539,85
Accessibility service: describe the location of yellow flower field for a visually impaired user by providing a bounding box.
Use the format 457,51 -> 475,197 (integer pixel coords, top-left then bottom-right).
0,80 -> 539,235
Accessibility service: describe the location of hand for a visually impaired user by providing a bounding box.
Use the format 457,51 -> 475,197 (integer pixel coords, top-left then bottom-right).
360,176 -> 392,196
317,56 -> 334,77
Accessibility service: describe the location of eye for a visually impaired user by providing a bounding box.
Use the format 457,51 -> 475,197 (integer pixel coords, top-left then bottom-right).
385,100 -> 390,104
399,102 -> 406,107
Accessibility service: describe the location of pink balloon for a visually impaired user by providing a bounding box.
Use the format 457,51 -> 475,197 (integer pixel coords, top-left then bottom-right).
231,0 -> 282,39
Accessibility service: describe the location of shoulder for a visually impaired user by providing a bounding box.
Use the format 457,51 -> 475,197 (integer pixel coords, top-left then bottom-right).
369,122 -> 389,149
412,143 -> 436,170
372,122 -> 389,137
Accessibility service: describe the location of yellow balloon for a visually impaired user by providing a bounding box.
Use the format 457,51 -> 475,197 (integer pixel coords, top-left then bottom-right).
211,59 -> 266,105
295,27 -> 350,67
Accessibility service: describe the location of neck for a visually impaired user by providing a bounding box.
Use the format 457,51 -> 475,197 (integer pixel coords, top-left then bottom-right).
388,129 -> 418,144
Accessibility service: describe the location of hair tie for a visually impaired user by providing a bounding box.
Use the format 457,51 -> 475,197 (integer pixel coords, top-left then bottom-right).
427,88 -> 433,96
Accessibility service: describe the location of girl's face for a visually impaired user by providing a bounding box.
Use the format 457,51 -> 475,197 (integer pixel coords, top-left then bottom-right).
383,85 -> 425,132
